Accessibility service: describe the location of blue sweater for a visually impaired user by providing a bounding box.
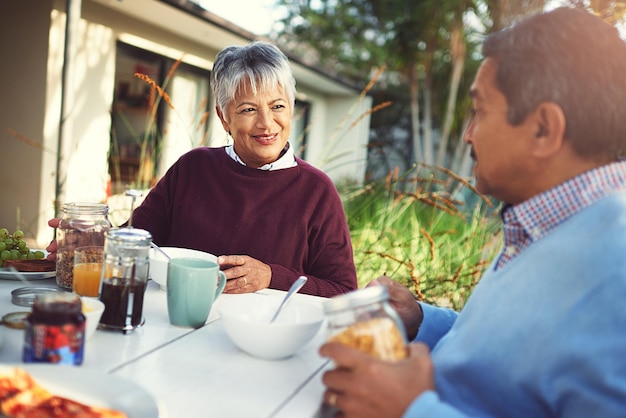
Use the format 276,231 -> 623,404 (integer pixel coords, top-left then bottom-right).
406,193 -> 626,417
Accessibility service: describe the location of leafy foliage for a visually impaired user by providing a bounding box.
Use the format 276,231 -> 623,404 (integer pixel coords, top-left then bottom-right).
342,164 -> 502,310
274,0 -> 484,178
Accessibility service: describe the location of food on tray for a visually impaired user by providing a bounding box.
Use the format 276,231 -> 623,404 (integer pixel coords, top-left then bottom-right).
2,259 -> 55,272
0,367 -> 127,418
0,228 -> 46,267
328,317 -> 408,361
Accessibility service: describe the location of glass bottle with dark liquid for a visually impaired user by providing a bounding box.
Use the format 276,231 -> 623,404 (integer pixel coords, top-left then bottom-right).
100,277 -> 146,328
99,227 -> 151,332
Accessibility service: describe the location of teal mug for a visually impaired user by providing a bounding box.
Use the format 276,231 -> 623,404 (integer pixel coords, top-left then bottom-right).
167,258 -> 226,328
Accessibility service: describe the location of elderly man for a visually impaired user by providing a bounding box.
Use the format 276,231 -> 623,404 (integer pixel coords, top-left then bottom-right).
320,7 -> 626,418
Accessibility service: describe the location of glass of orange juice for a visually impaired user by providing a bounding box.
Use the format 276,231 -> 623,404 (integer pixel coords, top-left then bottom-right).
73,246 -> 104,297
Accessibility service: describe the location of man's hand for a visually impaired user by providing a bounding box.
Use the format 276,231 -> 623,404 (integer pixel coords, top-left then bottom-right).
319,342 -> 435,418
368,276 -> 423,340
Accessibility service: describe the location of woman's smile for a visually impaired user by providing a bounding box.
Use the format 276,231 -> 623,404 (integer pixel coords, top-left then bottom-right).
253,133 -> 279,144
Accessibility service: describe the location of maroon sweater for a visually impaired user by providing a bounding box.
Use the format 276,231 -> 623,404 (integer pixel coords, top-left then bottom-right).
132,147 -> 357,297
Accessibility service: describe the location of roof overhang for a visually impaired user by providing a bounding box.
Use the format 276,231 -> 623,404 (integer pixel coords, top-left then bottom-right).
89,0 -> 361,96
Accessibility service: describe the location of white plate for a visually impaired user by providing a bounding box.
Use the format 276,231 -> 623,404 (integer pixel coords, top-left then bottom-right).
0,250 -> 55,281
0,364 -> 161,417
0,270 -> 55,280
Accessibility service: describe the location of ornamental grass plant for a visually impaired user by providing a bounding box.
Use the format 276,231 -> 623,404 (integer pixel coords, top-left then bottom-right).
341,164 -> 502,311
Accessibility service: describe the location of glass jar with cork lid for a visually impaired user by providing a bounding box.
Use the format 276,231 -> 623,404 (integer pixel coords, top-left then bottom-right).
56,202 -> 112,290
324,286 -> 408,361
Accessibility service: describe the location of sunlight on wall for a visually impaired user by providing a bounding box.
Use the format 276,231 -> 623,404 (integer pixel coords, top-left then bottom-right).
45,9 -> 115,233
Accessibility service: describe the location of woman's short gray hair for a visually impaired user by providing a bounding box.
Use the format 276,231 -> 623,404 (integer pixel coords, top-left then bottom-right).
211,41 -> 296,114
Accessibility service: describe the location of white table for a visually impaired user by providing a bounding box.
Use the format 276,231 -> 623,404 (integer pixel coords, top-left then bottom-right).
0,278 -> 332,418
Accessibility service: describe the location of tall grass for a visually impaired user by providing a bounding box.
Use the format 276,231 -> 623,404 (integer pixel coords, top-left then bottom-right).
341,163 -> 502,310
109,58 -> 187,194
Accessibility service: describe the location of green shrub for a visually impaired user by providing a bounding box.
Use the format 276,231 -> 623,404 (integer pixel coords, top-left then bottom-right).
342,164 -> 502,310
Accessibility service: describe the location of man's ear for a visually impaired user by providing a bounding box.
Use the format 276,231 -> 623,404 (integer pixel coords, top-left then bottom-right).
216,106 -> 230,133
530,102 -> 566,158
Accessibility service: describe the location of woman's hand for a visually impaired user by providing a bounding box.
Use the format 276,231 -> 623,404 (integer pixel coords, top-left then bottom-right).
319,342 -> 435,418
45,218 -> 61,261
367,276 -> 423,340
218,255 -> 271,293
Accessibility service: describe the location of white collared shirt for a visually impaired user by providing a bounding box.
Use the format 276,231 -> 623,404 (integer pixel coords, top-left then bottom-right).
225,143 -> 297,171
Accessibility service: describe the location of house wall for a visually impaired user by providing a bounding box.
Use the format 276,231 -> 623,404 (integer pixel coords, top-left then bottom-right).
303,92 -> 372,185
0,0 -> 56,244
1,0 -> 371,247
47,5 -> 116,211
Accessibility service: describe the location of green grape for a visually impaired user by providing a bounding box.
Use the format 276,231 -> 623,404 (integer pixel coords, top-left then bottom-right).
4,238 -> 14,249
27,251 -> 36,260
0,228 -> 8,240
33,250 -> 45,260
0,242 -> 5,252
9,249 -> 20,260
18,239 -> 27,250
0,250 -> 10,261
12,230 -> 24,240
20,253 -> 28,260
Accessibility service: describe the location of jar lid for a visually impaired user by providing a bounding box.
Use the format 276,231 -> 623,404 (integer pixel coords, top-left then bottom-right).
11,287 -> 63,307
105,227 -> 152,245
2,311 -> 30,329
62,202 -> 109,216
324,286 -> 389,314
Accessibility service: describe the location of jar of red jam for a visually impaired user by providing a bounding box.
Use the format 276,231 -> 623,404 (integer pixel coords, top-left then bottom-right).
23,293 -> 86,365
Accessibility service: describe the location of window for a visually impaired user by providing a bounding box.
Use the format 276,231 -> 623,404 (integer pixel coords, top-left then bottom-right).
109,42 -> 211,193
291,100 -> 310,159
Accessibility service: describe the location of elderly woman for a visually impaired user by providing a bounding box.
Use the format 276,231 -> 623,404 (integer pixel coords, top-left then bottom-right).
113,41 -> 357,297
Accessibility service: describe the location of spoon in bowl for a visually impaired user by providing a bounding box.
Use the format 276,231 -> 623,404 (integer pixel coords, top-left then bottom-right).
270,275 -> 307,323
150,242 -> 171,261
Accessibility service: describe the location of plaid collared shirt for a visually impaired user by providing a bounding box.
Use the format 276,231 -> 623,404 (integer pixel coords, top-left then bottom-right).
495,160 -> 626,270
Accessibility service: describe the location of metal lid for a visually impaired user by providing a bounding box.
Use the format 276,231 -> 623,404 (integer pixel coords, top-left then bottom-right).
62,202 -> 109,216
2,311 -> 30,329
323,286 -> 389,314
11,286 -> 63,307
105,227 -> 152,245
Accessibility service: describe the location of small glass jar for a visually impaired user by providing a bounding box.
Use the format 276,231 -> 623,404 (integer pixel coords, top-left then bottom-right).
99,227 -> 152,332
56,202 -> 112,290
23,292 -> 86,365
324,286 -> 408,361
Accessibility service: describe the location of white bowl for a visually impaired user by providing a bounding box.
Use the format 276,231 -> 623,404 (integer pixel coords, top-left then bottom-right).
218,293 -> 325,361
149,247 -> 217,290
81,297 -> 105,340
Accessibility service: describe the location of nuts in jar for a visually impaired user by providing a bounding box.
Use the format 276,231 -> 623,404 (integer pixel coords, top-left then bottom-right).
324,286 -> 408,361
56,203 -> 112,290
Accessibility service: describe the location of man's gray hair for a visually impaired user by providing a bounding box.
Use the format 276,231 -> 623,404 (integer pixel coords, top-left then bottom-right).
211,41 -> 296,115
482,7 -> 626,159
